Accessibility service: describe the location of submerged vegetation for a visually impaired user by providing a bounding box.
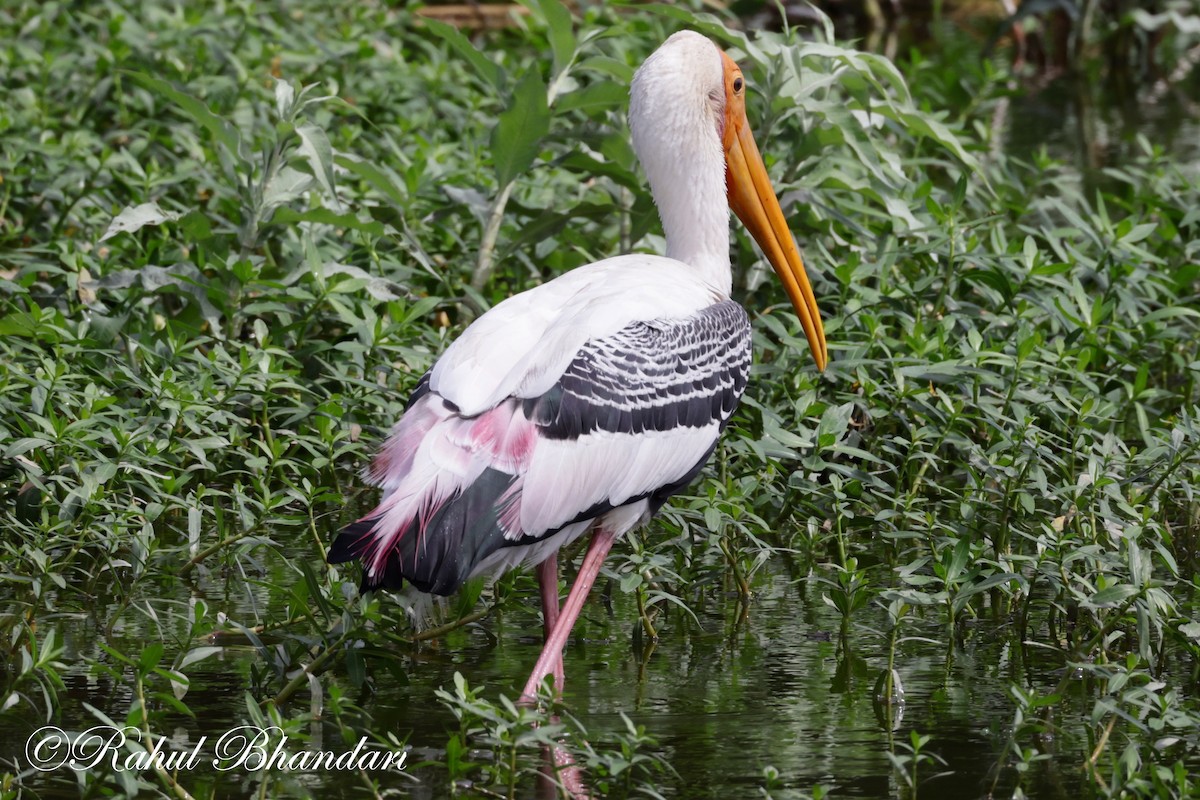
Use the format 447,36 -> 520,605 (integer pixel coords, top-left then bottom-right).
2,0 -> 1200,797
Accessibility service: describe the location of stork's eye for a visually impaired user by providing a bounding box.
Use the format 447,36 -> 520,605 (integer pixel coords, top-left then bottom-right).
733,77 -> 744,93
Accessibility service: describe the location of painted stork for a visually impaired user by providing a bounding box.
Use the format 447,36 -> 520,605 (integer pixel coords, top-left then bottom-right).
329,30 -> 827,700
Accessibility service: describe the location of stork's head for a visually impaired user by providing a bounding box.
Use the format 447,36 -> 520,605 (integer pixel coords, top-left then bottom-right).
630,31 -> 828,372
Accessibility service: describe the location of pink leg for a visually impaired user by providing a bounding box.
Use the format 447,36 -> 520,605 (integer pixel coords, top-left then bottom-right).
522,527 -> 619,702
536,554 -> 565,695
529,537 -> 612,798
546,743 -> 591,799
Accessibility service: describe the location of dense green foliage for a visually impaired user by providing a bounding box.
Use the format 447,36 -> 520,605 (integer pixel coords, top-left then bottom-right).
2,1 -> 1199,798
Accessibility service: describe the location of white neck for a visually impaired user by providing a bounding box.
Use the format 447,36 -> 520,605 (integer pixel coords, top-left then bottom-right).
646,144 -> 731,294
629,34 -> 732,297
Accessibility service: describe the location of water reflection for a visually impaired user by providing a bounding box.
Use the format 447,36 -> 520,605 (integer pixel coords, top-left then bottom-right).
0,545 -> 1178,799
354,565 -> 1094,799
1003,68 -> 1200,177
768,2 -> 1200,188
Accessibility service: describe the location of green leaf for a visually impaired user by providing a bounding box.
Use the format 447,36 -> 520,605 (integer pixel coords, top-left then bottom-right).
0,311 -> 39,337
139,642 -> 165,671
619,571 -> 642,592
957,572 -> 1021,599
556,81 -> 628,114
1141,306 -> 1200,325
271,207 -> 385,236
303,262 -> 406,302
961,268 -> 1014,302
423,17 -> 505,93
295,124 -> 340,208
576,55 -> 635,83
274,79 -> 296,118
704,506 -> 722,530
816,403 -> 853,448
1087,585 -> 1140,608
400,295 -> 444,326
1031,261 -> 1072,277
178,210 -> 213,241
491,71 -> 550,187
335,153 -> 407,207
345,648 -> 367,689
533,0 -> 576,80
641,4 -> 753,51
871,104 -> 979,172
944,538 -> 971,582
128,72 -> 243,159
100,201 -> 180,242
261,166 -> 314,214
645,589 -> 700,624
179,646 -> 225,671
4,437 -> 51,458
1120,221 -> 1158,244
798,42 -> 913,104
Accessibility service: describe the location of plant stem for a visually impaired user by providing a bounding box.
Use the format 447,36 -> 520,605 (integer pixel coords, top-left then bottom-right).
268,627 -> 351,707
470,180 -> 516,294
719,535 -> 751,600
178,527 -> 258,575
636,584 -> 658,641
136,676 -> 198,800
412,607 -> 493,642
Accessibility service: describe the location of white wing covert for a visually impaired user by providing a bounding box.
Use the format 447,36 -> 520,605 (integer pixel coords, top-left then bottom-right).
330,292 -> 752,596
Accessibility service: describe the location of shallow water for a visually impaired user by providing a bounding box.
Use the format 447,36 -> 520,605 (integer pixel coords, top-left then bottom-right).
363,566 -> 1089,799
1,557 -> 1130,799
1002,66 -> 1200,183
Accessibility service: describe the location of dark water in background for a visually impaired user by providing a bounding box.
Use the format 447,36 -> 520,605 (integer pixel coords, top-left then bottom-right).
5,15 -> 1200,800
1001,64 -> 1200,184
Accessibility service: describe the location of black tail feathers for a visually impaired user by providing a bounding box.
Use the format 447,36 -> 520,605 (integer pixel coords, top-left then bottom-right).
327,518 -> 407,592
328,468 -> 520,597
